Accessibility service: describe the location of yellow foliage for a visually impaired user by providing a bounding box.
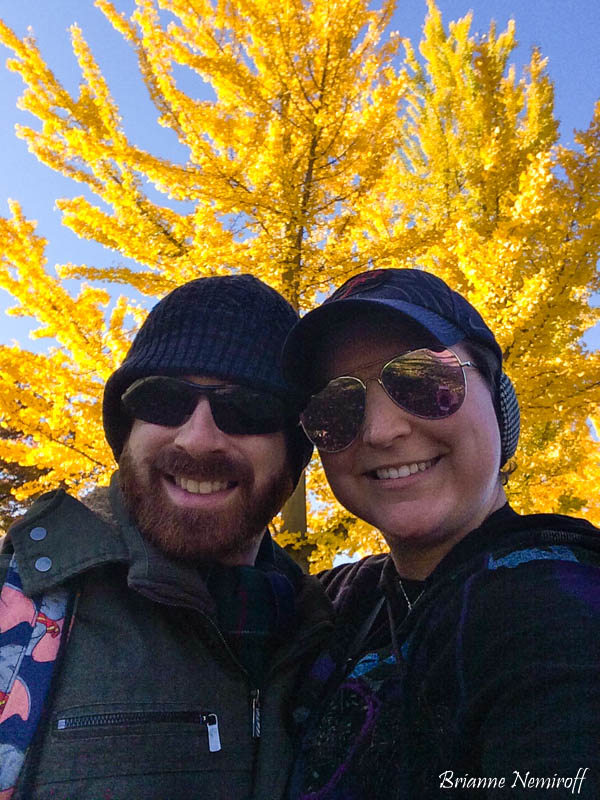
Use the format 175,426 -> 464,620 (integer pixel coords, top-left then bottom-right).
0,2 -> 599,569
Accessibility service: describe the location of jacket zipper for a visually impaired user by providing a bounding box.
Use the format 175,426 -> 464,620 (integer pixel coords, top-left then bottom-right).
127,590 -> 331,778
250,688 -> 261,739
56,710 -> 222,752
135,593 -> 267,744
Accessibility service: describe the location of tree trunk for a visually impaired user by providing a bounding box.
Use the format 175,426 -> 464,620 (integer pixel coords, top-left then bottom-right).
281,470 -> 312,572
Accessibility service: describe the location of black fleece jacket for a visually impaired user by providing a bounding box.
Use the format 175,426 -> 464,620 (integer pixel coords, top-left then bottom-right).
289,506 -> 600,799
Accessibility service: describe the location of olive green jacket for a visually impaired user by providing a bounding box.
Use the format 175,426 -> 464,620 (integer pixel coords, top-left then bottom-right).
0,476 -> 333,800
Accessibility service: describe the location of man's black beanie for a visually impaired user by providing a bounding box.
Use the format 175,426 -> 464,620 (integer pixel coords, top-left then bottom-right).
103,274 -> 313,486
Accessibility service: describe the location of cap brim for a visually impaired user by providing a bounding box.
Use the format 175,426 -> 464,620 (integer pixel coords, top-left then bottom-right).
282,296 -> 464,391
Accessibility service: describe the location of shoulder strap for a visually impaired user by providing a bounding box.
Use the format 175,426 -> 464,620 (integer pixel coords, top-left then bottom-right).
0,555 -> 73,798
347,594 -> 386,663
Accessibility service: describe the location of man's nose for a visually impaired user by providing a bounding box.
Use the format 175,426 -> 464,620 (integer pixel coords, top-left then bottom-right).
172,396 -> 229,454
360,380 -> 413,449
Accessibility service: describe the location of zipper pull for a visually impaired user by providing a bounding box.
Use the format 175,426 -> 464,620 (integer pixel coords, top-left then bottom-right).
204,713 -> 221,752
251,688 -> 261,739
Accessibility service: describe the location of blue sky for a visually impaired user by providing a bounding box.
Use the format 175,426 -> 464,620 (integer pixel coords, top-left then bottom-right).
0,0 -> 599,348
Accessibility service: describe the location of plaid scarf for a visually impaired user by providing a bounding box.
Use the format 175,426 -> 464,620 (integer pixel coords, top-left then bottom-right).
204,561 -> 298,686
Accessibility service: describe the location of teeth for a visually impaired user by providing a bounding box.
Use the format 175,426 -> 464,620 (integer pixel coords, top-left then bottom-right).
375,460 -> 433,480
174,476 -> 231,495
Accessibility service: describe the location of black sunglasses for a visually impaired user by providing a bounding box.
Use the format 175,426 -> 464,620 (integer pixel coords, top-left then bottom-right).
121,376 -> 290,435
300,348 -> 474,453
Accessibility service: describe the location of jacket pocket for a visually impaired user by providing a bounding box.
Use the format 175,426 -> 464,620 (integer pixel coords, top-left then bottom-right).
54,707 -> 221,752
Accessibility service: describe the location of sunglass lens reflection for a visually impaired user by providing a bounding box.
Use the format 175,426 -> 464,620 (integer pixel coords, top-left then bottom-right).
382,351 -> 465,418
301,350 -> 466,452
301,377 -> 365,452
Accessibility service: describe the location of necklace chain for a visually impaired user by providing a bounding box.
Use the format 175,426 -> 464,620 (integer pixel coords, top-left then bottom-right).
397,577 -> 424,612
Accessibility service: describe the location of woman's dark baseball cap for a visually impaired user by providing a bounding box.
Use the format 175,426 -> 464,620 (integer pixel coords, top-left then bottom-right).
282,268 -> 519,464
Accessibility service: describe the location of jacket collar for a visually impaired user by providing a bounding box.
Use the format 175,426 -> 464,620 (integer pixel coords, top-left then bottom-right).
6,484 -> 129,596
5,474 -> 220,611
5,473 -> 305,621
427,503 -> 600,584
374,503 -> 600,598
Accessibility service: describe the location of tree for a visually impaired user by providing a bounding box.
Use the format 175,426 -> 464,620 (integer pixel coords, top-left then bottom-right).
0,0 -> 598,570
0,427 -> 51,530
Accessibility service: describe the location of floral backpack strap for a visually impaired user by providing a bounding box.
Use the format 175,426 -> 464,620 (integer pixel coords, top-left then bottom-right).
0,555 -> 72,799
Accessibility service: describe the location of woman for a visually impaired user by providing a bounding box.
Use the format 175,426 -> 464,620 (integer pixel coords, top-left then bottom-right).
283,268 -> 600,799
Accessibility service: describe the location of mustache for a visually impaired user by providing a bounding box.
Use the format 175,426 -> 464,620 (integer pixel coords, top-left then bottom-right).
151,447 -> 253,484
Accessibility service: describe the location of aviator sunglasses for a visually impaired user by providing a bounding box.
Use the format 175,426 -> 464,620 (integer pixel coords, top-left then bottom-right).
300,348 -> 474,453
121,376 -> 290,435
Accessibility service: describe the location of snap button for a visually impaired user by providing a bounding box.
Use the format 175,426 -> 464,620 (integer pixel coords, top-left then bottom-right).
35,556 -> 52,572
30,526 -> 47,541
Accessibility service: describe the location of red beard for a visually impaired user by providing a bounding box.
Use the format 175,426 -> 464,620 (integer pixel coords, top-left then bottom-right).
118,444 -> 293,563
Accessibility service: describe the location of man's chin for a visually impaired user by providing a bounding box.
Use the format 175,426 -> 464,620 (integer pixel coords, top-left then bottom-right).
141,500 -> 260,563
118,448 -> 293,564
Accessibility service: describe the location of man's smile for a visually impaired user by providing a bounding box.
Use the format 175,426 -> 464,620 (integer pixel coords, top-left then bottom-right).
173,475 -> 236,495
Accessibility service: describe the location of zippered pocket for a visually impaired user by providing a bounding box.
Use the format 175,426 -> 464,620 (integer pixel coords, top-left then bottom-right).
56,709 -> 221,752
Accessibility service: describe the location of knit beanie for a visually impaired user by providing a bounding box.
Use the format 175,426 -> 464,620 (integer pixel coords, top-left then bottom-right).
103,274 -> 313,484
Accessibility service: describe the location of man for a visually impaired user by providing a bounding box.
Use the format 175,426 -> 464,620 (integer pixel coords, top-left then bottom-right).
0,275 -> 333,799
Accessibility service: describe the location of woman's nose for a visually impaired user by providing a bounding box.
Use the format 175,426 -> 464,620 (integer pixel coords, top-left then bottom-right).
360,380 -> 413,448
